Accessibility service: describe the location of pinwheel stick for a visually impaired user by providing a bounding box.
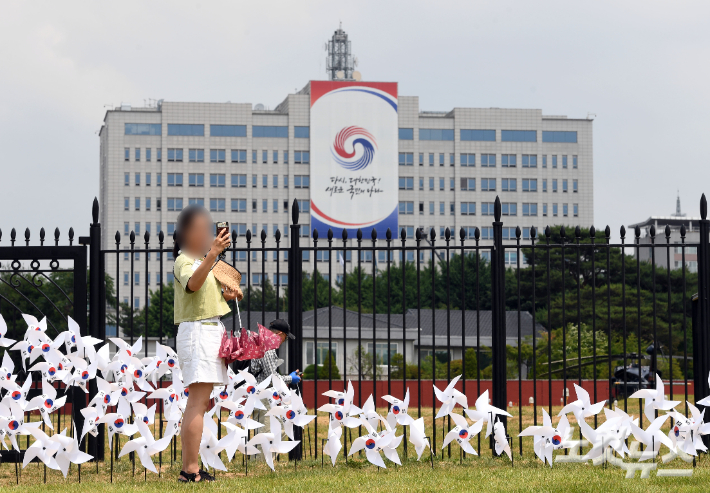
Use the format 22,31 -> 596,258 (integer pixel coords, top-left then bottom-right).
321,439 -> 325,469
425,436 -> 434,469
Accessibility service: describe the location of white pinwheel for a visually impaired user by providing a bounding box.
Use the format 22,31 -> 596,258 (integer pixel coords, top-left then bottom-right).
110,336 -> 142,360
409,417 -> 431,460
88,376 -> 121,414
558,383 -> 606,420
464,389 -> 512,437
348,417 -> 396,468
266,391 -> 315,440
519,409 -> 572,466
323,426 -> 343,466
359,394 -> 382,429
629,414 -> 675,461
249,419 -> 300,471
0,314 -> 17,347
434,374 -> 468,419
23,426 -> 60,470
218,397 -> 263,430
199,414 -> 228,472
667,403 -> 708,456
97,398 -> 138,449
0,352 -> 16,387
26,378 -> 67,429
323,380 -> 361,411
382,388 -> 415,426
696,372 -> 710,407
79,406 -> 100,445
493,418 -> 511,460
442,412 -> 484,455
119,418 -> 175,473
318,398 -> 362,430
52,425 -> 93,477
629,374 -> 680,422
132,402 -> 157,425
218,421 -> 257,462
578,416 -> 631,460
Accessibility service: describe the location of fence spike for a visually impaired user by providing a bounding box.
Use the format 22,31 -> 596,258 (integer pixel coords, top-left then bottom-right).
620,225 -> 626,239
574,225 -> 581,239
291,199 -> 300,225
530,225 -> 537,239
649,224 -> 656,238
445,227 -> 451,241
25,228 -> 30,245
429,227 -> 436,242
386,228 -> 392,240
589,225 -> 596,238
129,231 -> 135,243
92,197 -> 99,225
665,224 -> 671,238
144,230 -> 150,244
0,228 -> 2,243
246,230 -> 252,242
415,227 -> 421,241
260,229 -> 267,242
494,196 -> 502,221
11,228 -> 16,245
159,230 -> 165,244
275,229 -> 281,242
515,226 -> 521,239
313,229 -> 319,241
559,225 -> 566,239
342,229 -> 348,241
356,229 -> 362,241
327,228 -> 333,241
680,224 -> 686,238
231,229 -> 237,243
634,225 -> 641,238
459,227 -> 466,241
115,231 -> 121,245
371,228 -> 377,241
69,227 -> 74,242
605,225 -> 611,239
40,227 -> 46,245
701,193 -> 707,220
400,228 -> 406,241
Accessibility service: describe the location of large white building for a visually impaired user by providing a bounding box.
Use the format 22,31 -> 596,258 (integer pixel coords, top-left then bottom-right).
99,29 -> 593,309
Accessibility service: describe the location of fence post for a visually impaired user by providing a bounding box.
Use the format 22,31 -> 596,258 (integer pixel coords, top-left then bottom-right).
288,199 -> 303,460
695,194 -> 710,418
490,197 -> 507,444
88,197 -> 104,460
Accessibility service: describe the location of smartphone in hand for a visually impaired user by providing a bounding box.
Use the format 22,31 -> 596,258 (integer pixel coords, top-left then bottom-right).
216,221 -> 229,238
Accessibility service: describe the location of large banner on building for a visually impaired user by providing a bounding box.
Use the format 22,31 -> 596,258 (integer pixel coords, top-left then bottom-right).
309,81 -> 398,239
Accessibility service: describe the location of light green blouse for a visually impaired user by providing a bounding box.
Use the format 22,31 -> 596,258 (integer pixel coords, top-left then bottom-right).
173,254 -> 231,324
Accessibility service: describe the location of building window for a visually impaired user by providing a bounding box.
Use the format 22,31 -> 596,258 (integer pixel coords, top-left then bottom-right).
461,153 -> 475,167
189,173 -> 204,187
460,129 -> 496,141
156,198 -> 161,210
542,179 -> 547,192
124,148 -> 130,161
252,150 -> 257,164
399,177 -> 414,190
429,177 -> 434,190
573,155 -> 578,169
573,203 -> 579,217
439,202 -> 444,216
124,197 -> 129,211
439,153 -> 444,166
562,179 -> 568,193
481,154 -> 496,167
563,204 -> 569,217
429,202 -> 434,215
398,152 -> 414,166
522,179 -> 538,192
134,173 -> 141,186
188,198 -> 204,206
501,178 -> 517,192
504,251 -> 517,266
124,172 -> 129,186
271,150 -> 277,164
231,199 -> 246,212
272,175 -> 278,188
419,129 -> 454,141
552,179 -> 558,192
450,202 -> 455,215
542,155 -> 547,168
553,203 -> 558,216
260,150 -> 267,164
124,222 -> 129,235
134,272 -> 140,286
552,155 -> 558,168
418,178 -> 424,191
439,178 -> 445,191
210,124 -> 246,137
399,201 -> 414,215
135,148 -> 141,161
125,123 -> 161,135
523,203 -> 538,216
366,342 -> 398,364
542,131 -> 577,143
168,173 -> 183,187
481,178 -> 495,192
157,149 -> 162,162
501,154 -> 517,167
294,151 -> 310,164
429,153 -> 434,166
543,203 -> 548,216
501,202 -> 517,216
187,149 -> 202,163
231,174 -> 247,188
134,197 -> 140,211
231,149 -> 247,163
252,175 -> 257,188
419,201 -> 424,215
210,174 -> 226,187
397,127 -> 414,140
419,153 -> 424,166
123,272 -> 129,286
522,155 -> 537,168
210,198 -> 225,212
450,178 -> 455,190
283,151 -> 288,163
501,130 -> 536,142
294,175 -> 309,189
167,198 -> 183,211
292,126 -> 310,139
210,149 -> 226,163
460,178 -> 476,191
573,179 -> 578,193
168,148 -> 183,162
146,172 -> 151,186
461,202 -> 476,215
168,124 -> 204,136
253,125 -> 288,138
262,175 -> 267,188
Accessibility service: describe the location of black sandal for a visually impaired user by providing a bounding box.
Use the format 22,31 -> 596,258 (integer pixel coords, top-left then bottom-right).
199,469 -> 216,481
178,471 -> 206,483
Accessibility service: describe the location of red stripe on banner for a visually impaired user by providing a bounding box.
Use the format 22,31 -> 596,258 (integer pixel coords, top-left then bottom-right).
310,200 -> 383,227
310,81 -> 398,107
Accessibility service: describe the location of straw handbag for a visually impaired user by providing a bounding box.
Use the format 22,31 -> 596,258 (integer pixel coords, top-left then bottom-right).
211,259 -> 244,301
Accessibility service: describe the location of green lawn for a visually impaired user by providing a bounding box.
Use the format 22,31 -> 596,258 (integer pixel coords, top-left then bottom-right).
3,401 -> 708,492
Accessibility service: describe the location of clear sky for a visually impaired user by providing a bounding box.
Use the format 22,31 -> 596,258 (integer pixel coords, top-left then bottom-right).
1,1 -> 708,241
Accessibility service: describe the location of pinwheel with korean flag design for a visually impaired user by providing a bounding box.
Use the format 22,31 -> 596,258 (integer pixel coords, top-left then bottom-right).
26,378 -> 66,429
53,423 -> 93,478
1,373 -> 31,409
66,316 -> 102,358
442,412 -> 485,456
63,353 -> 95,393
119,417 -> 176,474
358,394 -> 381,429
0,352 -> 17,387
464,389 -> 513,438
434,374 -> 468,419
323,380 -> 361,411
348,416 -> 396,468
219,397 -> 263,430
0,401 -> 30,451
199,410 -> 229,472
266,373 -> 292,407
233,369 -> 272,411
23,425 -> 60,470
88,376 -> 121,415
219,421 -> 257,462
266,391 -> 315,440
28,358 -> 69,384
558,383 -> 607,422
132,402 -> 157,426
519,409 -> 573,466
408,417 -> 431,460
98,397 -> 139,449
667,402 -> 708,456
0,314 -> 16,348
323,425 -> 343,467
79,406 -> 100,445
318,397 -> 362,431
628,374 -> 680,423
147,375 -> 184,415
383,388 -> 415,426
110,336 -> 142,361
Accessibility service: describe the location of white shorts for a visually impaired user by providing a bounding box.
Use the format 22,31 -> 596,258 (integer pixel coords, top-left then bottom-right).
176,319 -> 228,387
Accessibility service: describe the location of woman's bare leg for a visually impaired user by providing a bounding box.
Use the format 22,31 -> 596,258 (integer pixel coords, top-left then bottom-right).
180,382 -> 212,480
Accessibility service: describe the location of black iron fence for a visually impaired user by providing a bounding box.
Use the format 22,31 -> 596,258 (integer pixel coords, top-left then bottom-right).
2,194 -> 710,460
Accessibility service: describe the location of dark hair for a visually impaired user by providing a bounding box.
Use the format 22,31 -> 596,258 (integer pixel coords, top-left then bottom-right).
172,204 -> 210,258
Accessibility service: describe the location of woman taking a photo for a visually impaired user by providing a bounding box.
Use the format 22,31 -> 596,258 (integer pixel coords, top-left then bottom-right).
172,205 -> 240,483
